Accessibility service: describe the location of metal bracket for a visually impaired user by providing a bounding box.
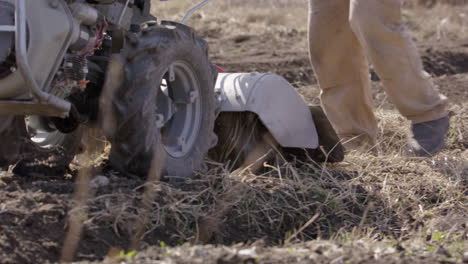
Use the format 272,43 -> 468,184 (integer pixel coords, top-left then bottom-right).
0,25 -> 15,32
117,0 -> 132,25
181,0 -> 210,24
0,99 -> 69,117
0,0 -> 71,117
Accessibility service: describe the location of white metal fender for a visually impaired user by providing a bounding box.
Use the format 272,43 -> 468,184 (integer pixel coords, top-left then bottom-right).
215,72 -> 319,149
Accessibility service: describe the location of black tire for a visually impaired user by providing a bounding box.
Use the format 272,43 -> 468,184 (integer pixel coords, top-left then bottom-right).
104,21 -> 217,179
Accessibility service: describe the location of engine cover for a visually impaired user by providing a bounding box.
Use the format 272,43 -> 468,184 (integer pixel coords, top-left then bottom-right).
0,1 -> 14,67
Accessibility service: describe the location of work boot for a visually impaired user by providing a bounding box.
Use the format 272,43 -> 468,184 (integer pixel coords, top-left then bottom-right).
408,116 -> 449,157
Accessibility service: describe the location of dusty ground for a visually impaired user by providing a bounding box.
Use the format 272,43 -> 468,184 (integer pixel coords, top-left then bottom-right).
0,1 -> 467,263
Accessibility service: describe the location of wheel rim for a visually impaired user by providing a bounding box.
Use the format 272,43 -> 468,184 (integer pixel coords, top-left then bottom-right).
156,61 -> 203,159
25,116 -> 66,148
29,130 -> 66,147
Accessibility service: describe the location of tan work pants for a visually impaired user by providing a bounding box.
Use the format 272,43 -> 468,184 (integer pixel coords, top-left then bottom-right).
308,0 -> 448,150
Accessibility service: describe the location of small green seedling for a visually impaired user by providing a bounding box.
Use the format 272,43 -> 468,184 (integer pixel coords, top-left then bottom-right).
119,250 -> 137,260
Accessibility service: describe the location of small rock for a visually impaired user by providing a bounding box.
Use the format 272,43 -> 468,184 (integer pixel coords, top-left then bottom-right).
90,175 -> 110,188
233,35 -> 251,43
436,246 -> 451,258
238,247 -> 256,256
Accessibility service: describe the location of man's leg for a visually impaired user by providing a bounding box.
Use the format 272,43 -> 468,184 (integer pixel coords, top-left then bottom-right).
308,0 -> 378,151
349,0 -> 449,156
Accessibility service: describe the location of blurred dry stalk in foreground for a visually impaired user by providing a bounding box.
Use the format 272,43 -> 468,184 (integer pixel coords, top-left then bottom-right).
60,129 -> 101,263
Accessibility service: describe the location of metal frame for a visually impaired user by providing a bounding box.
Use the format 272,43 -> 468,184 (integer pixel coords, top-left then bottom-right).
0,0 -> 71,117
0,25 -> 15,32
117,0 -> 131,25
181,0 -> 210,24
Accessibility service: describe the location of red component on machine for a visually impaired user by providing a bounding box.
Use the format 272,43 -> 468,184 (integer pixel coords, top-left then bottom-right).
214,64 -> 225,73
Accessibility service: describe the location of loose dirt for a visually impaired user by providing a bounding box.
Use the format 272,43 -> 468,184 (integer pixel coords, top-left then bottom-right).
0,5 -> 467,264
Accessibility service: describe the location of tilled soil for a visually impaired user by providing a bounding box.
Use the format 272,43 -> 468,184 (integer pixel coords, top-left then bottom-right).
0,29 -> 467,264
210,30 -> 468,87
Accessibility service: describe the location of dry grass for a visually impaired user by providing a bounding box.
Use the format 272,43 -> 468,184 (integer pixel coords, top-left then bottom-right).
151,0 -> 468,43
151,0 -> 308,34
0,2 -> 465,264
76,101 -> 467,263
78,116 -> 466,262
73,0 -> 468,262
73,1 -> 468,263
403,5 -> 468,41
